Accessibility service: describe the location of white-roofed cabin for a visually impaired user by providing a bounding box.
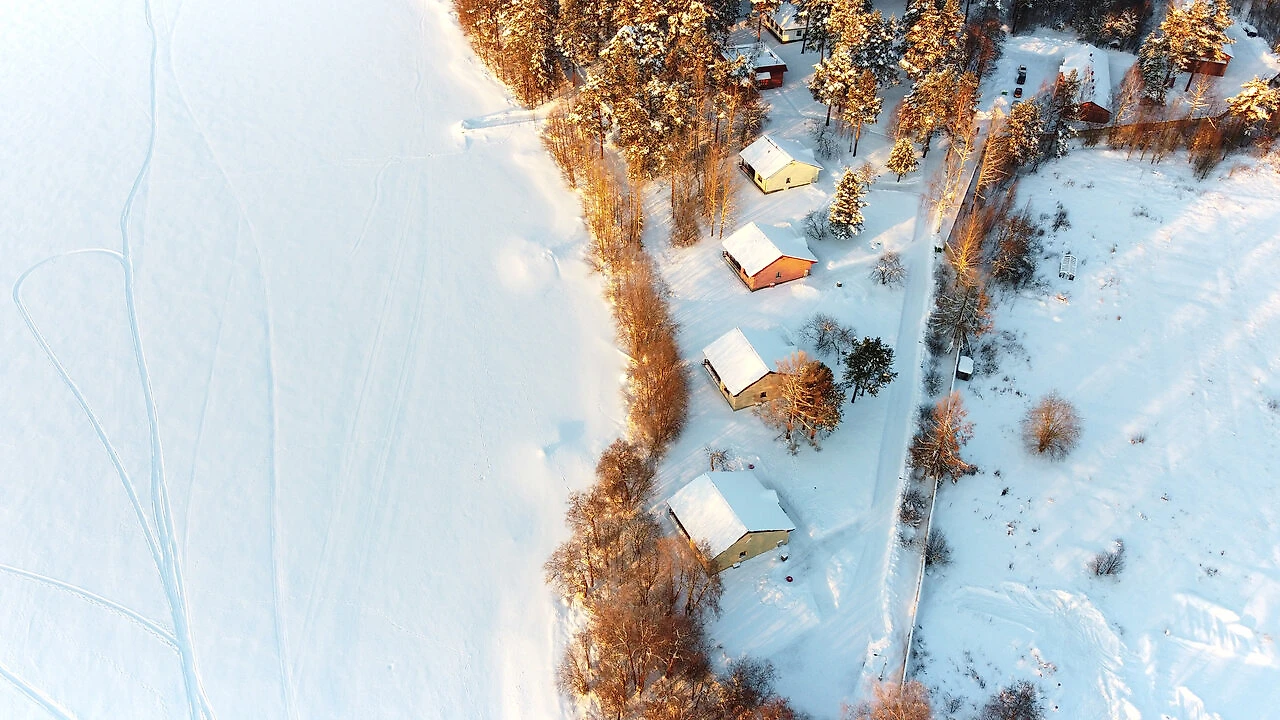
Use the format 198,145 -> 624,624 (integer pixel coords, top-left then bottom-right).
722,222 -> 817,290
1059,45 -> 1112,124
702,327 -> 798,410
667,471 -> 795,572
738,134 -> 823,194
762,1 -> 808,43
723,43 -> 789,89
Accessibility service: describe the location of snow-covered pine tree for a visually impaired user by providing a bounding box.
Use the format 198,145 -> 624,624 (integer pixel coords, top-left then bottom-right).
886,136 -> 919,180
752,0 -> 783,39
841,69 -> 883,155
796,0 -> 835,55
810,43 -> 858,126
850,11 -> 902,87
1227,76 -> 1280,129
555,0 -> 610,70
828,166 -> 872,238
1138,31 -> 1173,104
497,0 -> 560,106
1004,100 -> 1044,168
1043,70 -> 1080,159
841,337 -> 897,402
1179,0 -> 1234,90
901,0 -> 964,82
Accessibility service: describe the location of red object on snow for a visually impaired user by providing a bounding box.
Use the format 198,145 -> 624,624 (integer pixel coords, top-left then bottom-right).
785,576 -> 793,583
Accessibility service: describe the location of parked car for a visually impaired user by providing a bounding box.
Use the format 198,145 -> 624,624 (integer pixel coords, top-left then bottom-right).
1016,65 -> 1028,84
1013,86 -> 1023,98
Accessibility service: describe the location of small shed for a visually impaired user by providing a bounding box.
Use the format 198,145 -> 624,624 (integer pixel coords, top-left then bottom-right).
1188,43 -> 1233,78
738,135 -> 823,194
1059,46 -> 1112,124
723,43 -> 789,89
762,1 -> 808,43
667,471 -> 795,572
722,222 -> 817,290
956,355 -> 974,381
703,327 -> 798,410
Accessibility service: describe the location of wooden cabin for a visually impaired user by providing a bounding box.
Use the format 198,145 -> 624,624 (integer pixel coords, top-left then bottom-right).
762,2 -> 808,43
722,222 -> 816,290
1187,43 -> 1233,78
723,43 -> 789,90
1059,46 -> 1112,124
702,327 -> 797,411
667,471 -> 795,572
738,135 -> 823,194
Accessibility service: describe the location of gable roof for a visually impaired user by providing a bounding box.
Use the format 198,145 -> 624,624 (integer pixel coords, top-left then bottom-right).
1060,45 -> 1112,110
722,43 -> 788,72
703,327 -> 797,396
739,135 -> 823,179
667,471 -> 795,559
722,222 -> 817,277
770,1 -> 805,30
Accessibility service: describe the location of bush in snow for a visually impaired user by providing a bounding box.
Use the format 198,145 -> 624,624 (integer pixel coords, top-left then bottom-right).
924,530 -> 952,566
845,680 -> 933,720
1021,392 -> 1082,460
704,446 -> 732,471
801,312 -> 857,357
899,488 -> 929,527
980,680 -> 1044,720
1089,539 -> 1126,577
871,251 -> 907,287
804,205 -> 834,244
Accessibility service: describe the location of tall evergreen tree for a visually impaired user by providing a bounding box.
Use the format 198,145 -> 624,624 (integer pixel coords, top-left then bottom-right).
1004,100 -> 1044,168
1138,31 -> 1173,104
886,137 -> 919,181
842,337 -> 898,402
810,43 -> 859,126
1227,77 -> 1280,129
828,166 -> 872,238
850,11 -> 902,87
842,69 -> 883,155
901,0 -> 964,82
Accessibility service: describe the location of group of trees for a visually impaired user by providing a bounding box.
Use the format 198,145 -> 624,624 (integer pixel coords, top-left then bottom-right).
1138,0 -> 1234,101
546,442 -> 802,717
762,315 -> 899,452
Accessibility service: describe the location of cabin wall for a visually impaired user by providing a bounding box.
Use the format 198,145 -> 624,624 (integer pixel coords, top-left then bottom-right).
760,161 -> 820,193
712,530 -> 791,571
748,256 -> 814,290
1079,102 -> 1111,124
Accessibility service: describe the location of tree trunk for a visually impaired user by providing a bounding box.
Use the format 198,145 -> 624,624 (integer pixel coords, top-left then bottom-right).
825,103 -> 833,127
852,123 -> 862,156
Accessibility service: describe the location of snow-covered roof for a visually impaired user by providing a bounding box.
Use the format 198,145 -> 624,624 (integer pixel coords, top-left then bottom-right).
667,471 -> 795,558
703,327 -> 798,396
722,222 -> 816,277
1060,45 -> 1111,110
723,43 -> 787,71
739,134 -> 822,179
771,1 -> 806,30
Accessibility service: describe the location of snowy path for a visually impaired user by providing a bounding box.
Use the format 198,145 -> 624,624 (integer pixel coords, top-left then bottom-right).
0,0 -> 620,718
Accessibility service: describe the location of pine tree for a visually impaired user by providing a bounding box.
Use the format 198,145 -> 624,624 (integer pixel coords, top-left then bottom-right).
497,0 -> 561,106
810,43 -> 858,126
886,137 -> 919,181
1003,100 -> 1044,168
1138,31 -> 1173,104
1043,70 -> 1080,159
901,0 -> 964,82
851,11 -> 902,87
1227,76 -> 1280,127
555,0 -> 610,70
842,337 -> 898,402
829,166 -> 871,239
752,0 -> 782,39
842,69 -> 883,155
796,0 -> 835,55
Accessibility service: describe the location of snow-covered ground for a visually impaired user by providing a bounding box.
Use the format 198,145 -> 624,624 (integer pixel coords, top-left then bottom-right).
0,0 -> 621,717
914,152 -> 1280,718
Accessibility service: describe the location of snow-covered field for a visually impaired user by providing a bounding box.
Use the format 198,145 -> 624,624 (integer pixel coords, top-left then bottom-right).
0,0 -> 621,717
914,153 -> 1280,719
